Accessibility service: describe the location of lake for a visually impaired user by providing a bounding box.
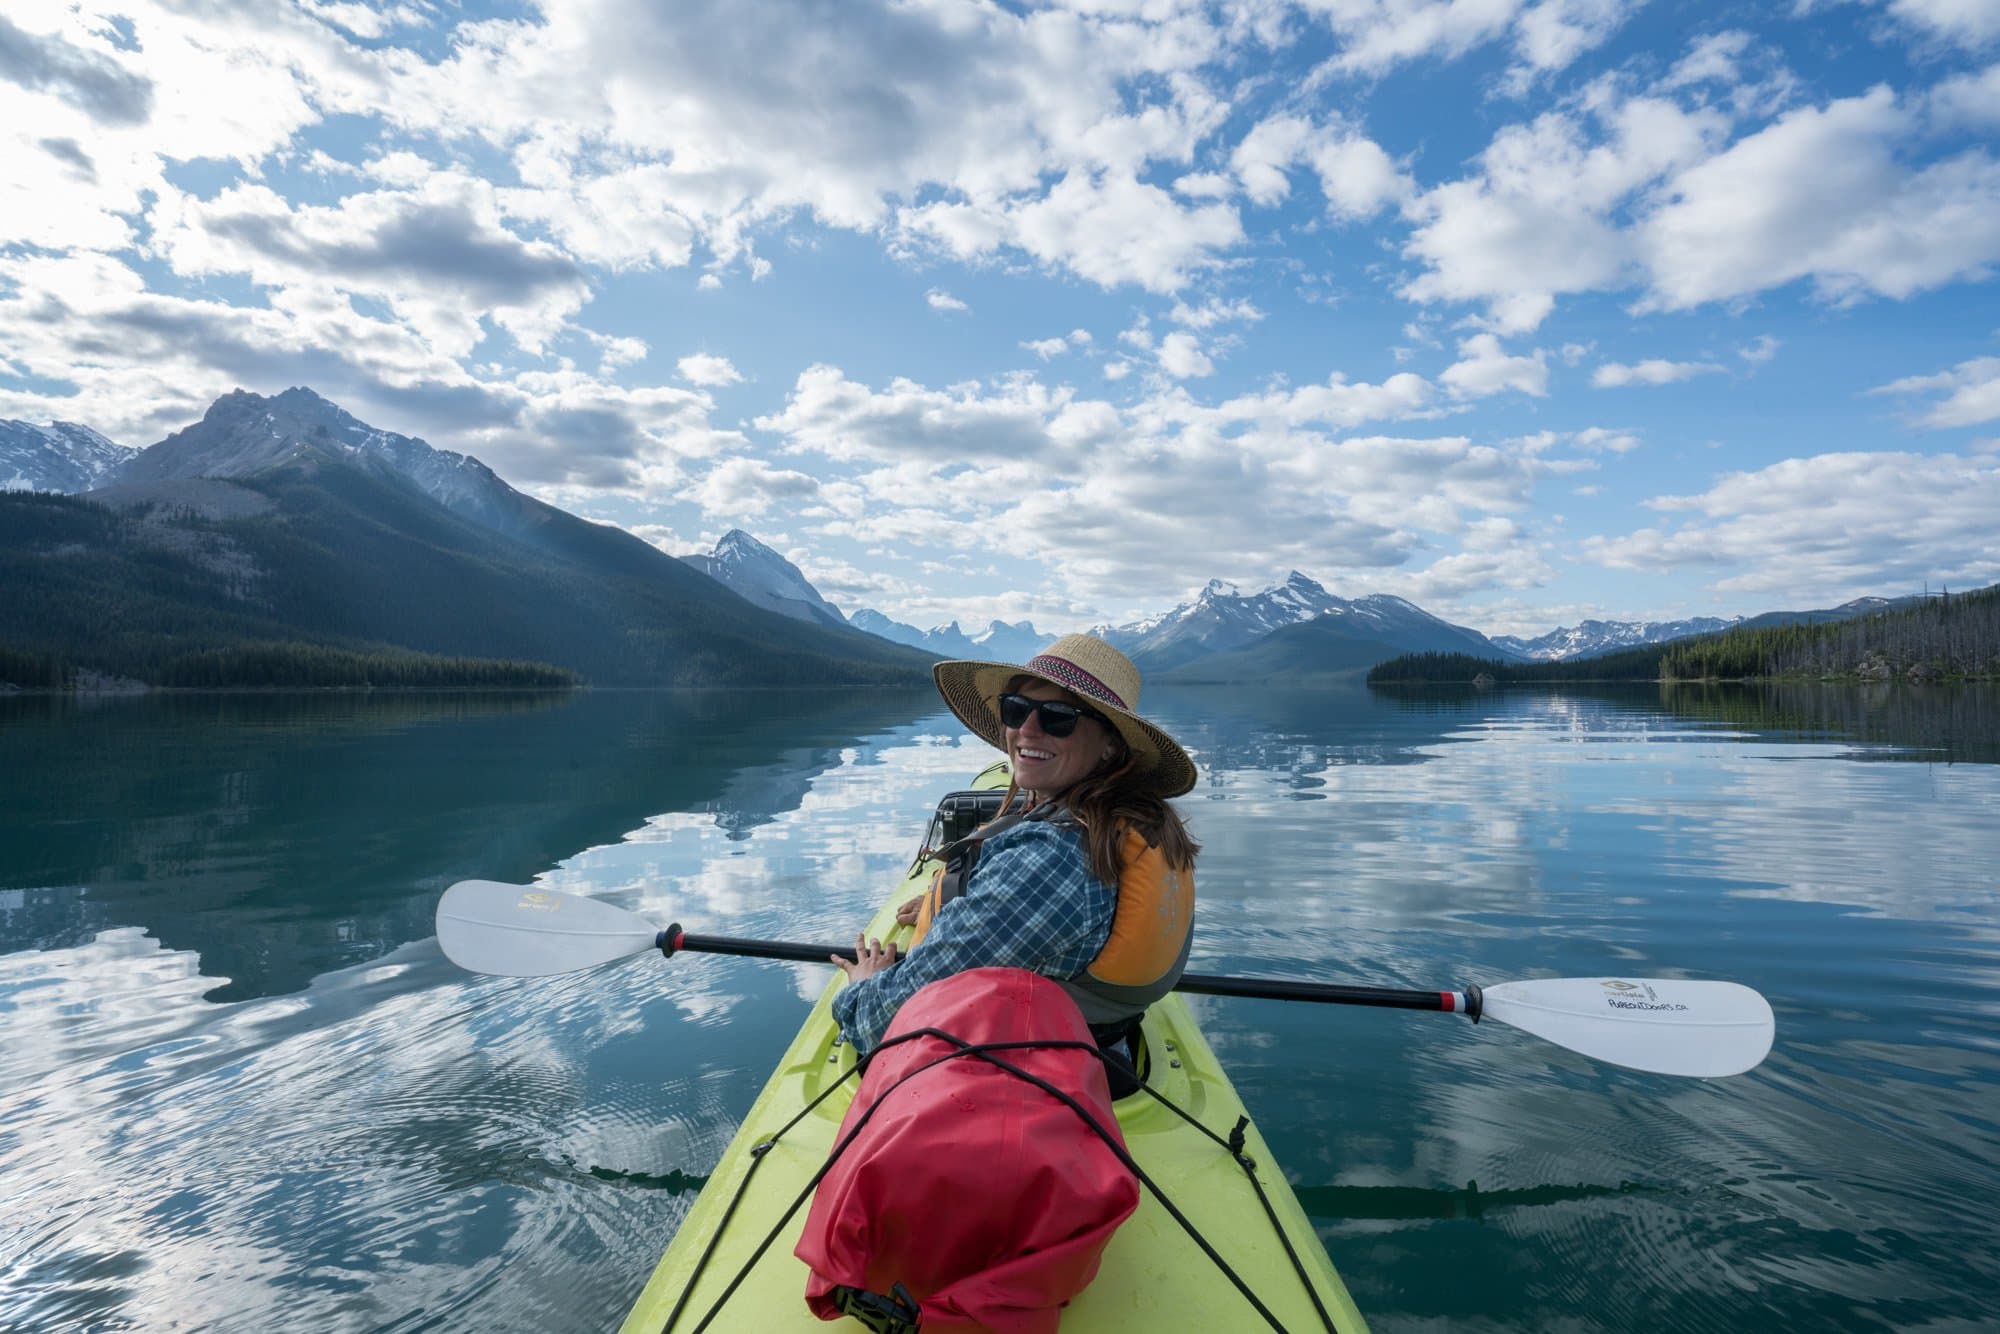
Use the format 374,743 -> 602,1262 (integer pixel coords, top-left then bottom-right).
3,683 -> 1998,1331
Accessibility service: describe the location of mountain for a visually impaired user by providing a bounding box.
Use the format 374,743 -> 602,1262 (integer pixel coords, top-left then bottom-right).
0,420 -> 129,493
1100,571 -> 1521,672
967,619 -> 1044,661
1492,616 -> 1739,661
1156,590 -> 1528,683
0,388 -> 933,687
682,529 -> 848,629
1492,595 -> 1929,661
845,611 -> 1047,659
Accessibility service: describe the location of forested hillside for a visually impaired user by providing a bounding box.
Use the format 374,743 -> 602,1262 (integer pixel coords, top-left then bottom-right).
1660,584 -> 2000,680
1370,584 -> 2000,684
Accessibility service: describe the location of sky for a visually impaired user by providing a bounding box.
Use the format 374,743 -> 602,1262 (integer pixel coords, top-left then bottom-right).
1,0 -> 1998,638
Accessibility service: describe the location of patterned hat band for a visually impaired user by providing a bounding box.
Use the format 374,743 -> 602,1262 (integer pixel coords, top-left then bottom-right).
1024,654 -> 1128,710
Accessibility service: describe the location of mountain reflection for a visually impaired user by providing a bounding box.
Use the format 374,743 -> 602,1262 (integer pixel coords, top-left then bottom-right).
0,688 -> 935,1000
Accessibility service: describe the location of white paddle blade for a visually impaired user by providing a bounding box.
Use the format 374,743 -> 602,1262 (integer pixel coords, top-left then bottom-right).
1480,977 -> 1775,1078
436,880 -> 660,977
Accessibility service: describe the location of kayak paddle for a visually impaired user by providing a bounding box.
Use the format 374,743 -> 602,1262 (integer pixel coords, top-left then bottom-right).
435,879 -> 1775,1078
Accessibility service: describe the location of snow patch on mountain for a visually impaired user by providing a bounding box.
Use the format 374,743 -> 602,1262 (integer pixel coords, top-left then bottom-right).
683,529 -> 849,629
0,420 -> 129,493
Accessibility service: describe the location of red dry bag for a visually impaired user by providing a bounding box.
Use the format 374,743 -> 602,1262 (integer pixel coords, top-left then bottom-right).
796,967 -> 1140,1332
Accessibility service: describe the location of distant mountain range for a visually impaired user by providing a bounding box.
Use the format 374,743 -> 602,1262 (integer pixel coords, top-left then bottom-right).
1,393 -> 1941,689
1491,598 -> 1922,661
0,389 -> 932,687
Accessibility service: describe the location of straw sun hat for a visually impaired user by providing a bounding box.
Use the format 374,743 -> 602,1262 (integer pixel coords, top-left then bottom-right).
932,634 -> 1197,798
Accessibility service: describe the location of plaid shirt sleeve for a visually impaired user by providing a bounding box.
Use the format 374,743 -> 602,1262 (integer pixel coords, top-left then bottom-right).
831,819 -> 1114,1053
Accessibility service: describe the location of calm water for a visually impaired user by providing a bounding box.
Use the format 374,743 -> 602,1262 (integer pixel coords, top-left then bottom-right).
3,684 -> 1998,1332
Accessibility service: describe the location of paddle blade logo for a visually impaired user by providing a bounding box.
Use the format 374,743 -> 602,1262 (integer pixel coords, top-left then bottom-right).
517,891 -> 559,914
1600,979 -> 1689,1013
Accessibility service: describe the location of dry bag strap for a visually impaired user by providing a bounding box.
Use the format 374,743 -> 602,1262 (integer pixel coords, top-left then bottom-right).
831,1282 -> 921,1333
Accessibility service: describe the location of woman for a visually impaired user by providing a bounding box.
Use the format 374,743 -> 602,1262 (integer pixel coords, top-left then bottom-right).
830,634 -> 1199,1057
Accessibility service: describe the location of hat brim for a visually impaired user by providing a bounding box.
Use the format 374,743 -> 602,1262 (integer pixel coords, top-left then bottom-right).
932,658 -> 1197,799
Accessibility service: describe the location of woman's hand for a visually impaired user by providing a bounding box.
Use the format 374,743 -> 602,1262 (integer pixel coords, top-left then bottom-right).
894,894 -> 924,926
833,932 -> 899,982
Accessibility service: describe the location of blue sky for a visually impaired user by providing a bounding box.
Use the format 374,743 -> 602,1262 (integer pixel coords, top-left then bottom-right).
2,0 -> 1997,637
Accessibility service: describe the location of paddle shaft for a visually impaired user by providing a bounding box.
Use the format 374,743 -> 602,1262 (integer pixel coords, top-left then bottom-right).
659,926 -> 1483,1018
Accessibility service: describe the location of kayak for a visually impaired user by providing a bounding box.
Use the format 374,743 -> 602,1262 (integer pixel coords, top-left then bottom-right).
620,762 -> 1369,1333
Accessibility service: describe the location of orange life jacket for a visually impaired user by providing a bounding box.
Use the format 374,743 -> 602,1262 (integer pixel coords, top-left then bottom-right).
908,805 -> 1194,1028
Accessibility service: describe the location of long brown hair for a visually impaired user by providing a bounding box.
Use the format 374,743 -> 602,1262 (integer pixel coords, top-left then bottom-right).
987,677 -> 1199,885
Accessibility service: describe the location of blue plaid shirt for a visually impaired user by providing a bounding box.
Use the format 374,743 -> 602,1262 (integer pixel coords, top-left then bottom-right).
831,817 -> 1115,1053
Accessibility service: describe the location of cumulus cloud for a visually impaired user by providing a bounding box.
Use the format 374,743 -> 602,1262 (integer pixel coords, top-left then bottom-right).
677,353 -> 742,386
746,363 -> 1569,610
1305,0 -> 1636,86
1157,331 -> 1214,378
0,250 -> 732,491
1886,0 -> 2000,47
396,0 -> 1243,292
1401,95 -> 1726,330
1442,334 -> 1549,398
0,13 -> 153,124
1870,357 -> 2000,428
1230,112 -> 1410,219
1022,336 -> 1071,360
1638,87 -> 2000,310
693,456 -> 820,516
1169,297 -> 1262,328
1582,451 -> 2000,598
1591,357 -> 1724,387
148,178 -> 590,357
754,365 -> 1076,463
925,288 -> 969,312
903,170 -> 1244,293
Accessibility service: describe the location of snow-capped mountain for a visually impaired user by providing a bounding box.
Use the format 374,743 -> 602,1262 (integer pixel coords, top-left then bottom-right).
845,612 -> 1049,659
106,387 -> 536,536
0,420 -> 129,493
1491,617 -> 1741,661
682,529 -> 848,629
1100,570 -> 1521,670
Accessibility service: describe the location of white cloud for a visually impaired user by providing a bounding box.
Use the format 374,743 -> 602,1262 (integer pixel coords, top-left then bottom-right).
1591,358 -> 1724,387
1738,335 -> 1781,364
1303,0 -> 1635,86
1930,62 -> 2000,129
693,456 -> 820,516
0,249 -> 733,491
677,353 -> 742,387
1638,87 -> 2000,311
1230,113 -> 1410,220
1887,0 -> 2000,47
1583,451 -> 2000,598
148,176 -> 590,358
1023,336 -> 1071,360
1157,331 -> 1215,378
755,365 -> 1077,463
747,363 -> 1567,609
1571,426 -> 1640,453
1402,96 -> 1727,331
904,170 -> 1244,293
1168,297 -> 1263,328
925,288 -> 969,312
1442,333 -> 1548,398
1870,357 -> 2000,429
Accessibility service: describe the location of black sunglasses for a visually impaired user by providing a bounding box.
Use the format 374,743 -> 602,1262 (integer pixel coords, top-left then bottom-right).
997,692 -> 1111,738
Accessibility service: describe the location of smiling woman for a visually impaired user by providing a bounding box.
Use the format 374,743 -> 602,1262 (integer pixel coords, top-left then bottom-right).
830,634 -> 1199,1054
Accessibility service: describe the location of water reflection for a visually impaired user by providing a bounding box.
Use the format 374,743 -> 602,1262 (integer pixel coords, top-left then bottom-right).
3,684 -> 1999,1331
0,688 -> 934,1001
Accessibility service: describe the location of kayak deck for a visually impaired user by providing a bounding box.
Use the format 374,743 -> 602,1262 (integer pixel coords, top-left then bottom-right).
621,769 -> 1367,1333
